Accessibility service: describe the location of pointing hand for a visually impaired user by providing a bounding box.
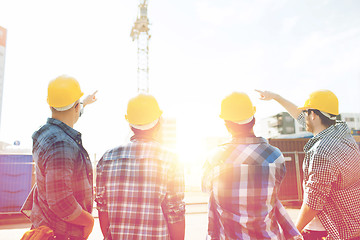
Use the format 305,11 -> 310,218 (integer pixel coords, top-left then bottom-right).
83,90 -> 98,107
255,89 -> 278,101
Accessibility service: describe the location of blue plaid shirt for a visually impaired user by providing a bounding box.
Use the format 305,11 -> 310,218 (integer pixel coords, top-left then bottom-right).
30,118 -> 93,238
96,136 -> 185,240
202,136 -> 301,240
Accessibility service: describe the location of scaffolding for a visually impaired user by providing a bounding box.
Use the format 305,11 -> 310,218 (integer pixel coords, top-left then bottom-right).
130,0 -> 150,93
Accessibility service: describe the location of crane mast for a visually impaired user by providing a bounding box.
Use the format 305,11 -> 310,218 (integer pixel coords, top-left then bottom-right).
130,0 -> 150,93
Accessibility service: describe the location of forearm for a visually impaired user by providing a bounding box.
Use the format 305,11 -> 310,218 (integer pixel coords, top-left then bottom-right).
82,90 -> 98,108
256,90 -> 302,119
99,211 -> 110,238
275,200 -> 302,238
168,220 -> 185,240
66,209 -> 94,226
295,202 -> 320,232
66,210 -> 94,239
163,200 -> 185,239
273,94 -> 302,119
201,171 -> 212,193
202,160 -> 217,193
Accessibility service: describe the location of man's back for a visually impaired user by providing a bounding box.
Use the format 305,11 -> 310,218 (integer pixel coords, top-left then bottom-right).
302,121 -> 360,239
96,138 -> 185,240
306,122 -> 360,189
202,137 -> 299,240
31,118 -> 93,237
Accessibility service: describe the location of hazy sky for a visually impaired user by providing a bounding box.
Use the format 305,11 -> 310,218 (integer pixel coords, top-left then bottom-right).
1,0 -> 360,162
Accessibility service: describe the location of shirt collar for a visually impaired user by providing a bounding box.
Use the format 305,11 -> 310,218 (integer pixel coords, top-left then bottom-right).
228,136 -> 268,145
47,118 -> 82,142
130,134 -> 159,143
304,121 -> 349,151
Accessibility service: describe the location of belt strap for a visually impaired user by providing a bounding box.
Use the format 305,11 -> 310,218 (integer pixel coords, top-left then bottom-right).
52,233 -> 84,240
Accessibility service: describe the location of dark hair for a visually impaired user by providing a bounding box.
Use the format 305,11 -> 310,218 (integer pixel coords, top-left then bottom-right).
309,109 -> 336,128
225,118 -> 255,137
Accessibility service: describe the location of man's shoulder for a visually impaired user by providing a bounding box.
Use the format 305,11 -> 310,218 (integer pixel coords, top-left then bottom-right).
318,134 -> 359,157
100,145 -> 126,160
265,143 -> 283,157
33,123 -> 75,150
208,140 -> 283,165
101,141 -> 177,162
230,138 -> 283,155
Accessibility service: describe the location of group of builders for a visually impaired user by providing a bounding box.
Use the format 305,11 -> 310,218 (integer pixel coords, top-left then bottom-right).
19,75 -> 360,240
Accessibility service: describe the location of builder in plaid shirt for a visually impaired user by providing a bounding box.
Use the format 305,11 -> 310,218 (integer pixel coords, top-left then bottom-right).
202,92 -> 302,240
257,89 -> 360,240
21,76 -> 97,240
95,93 -> 185,240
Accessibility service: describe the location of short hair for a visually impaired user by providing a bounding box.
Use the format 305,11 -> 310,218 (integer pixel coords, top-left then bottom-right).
225,118 -> 255,137
310,109 -> 336,128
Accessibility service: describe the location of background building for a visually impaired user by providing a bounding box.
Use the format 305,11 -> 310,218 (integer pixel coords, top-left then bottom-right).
339,113 -> 360,134
159,117 -> 177,150
256,112 -> 307,139
257,111 -> 360,139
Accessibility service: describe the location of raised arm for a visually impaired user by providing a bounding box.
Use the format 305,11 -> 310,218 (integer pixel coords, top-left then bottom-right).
82,90 -> 98,108
255,90 -> 302,119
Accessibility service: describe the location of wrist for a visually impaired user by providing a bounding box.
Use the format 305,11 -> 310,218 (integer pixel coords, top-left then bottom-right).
273,93 -> 281,101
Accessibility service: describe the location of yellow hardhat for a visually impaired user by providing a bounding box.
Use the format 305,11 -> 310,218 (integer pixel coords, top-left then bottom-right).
298,90 -> 339,115
220,92 -> 256,123
47,75 -> 84,108
125,93 -> 163,125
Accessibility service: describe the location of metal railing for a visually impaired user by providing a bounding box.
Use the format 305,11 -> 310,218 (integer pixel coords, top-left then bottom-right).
279,151 -> 305,203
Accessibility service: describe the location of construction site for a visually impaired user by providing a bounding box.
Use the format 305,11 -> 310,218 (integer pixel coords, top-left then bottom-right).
1,1 -> 360,239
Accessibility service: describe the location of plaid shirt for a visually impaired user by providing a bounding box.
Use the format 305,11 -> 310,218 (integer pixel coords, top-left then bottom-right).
95,136 -> 185,240
298,114 -> 360,240
30,118 -> 93,238
202,136 -> 301,240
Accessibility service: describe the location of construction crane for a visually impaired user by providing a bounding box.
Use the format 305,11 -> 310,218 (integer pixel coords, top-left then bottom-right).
130,0 -> 150,93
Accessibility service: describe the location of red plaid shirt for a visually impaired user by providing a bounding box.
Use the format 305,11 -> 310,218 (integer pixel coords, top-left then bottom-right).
96,136 -> 185,240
